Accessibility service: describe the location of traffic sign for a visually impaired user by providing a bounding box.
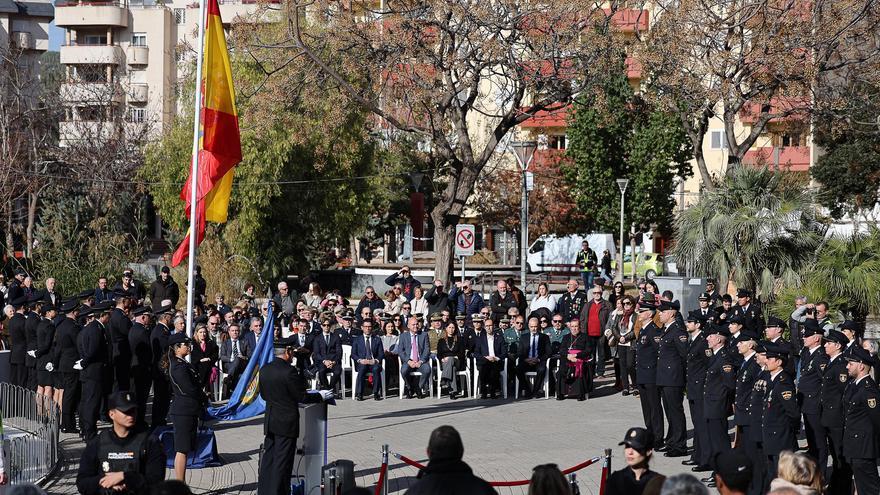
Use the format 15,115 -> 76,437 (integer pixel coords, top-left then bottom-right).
455,224 -> 475,257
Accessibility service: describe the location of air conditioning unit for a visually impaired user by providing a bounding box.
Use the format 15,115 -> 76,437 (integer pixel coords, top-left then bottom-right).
12,32 -> 35,50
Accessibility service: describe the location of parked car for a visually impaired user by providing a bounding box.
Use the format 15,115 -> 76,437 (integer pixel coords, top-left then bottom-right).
612,252 -> 664,279
526,233 -> 616,273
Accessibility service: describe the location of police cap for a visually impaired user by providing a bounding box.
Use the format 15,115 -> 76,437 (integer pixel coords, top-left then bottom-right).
766,316 -> 787,329
736,288 -> 752,298
167,333 -> 191,347
803,319 -> 823,338
845,346 -> 876,367
698,292 -> 711,301
59,299 -> 80,313
619,427 -> 654,453
131,306 -> 151,317
108,391 -> 138,413
764,342 -> 789,360
658,300 -> 680,312
839,320 -> 859,333
711,449 -> 753,488
91,300 -> 114,314
822,330 -> 849,346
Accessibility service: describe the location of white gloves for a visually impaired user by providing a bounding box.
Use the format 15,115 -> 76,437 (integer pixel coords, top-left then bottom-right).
45,363 -> 54,372
318,390 -> 334,401
604,329 -> 612,338
73,360 -> 83,370
27,350 -> 36,358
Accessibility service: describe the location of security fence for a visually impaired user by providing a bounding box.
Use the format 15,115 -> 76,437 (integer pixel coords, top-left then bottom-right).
1,383 -> 61,485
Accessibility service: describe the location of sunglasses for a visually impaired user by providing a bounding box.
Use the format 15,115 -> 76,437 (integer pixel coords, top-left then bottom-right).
321,323 -> 331,327
623,302 -> 634,306
552,319 -> 563,323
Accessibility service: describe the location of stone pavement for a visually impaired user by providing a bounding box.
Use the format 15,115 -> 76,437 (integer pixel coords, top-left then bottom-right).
43,378 -> 703,494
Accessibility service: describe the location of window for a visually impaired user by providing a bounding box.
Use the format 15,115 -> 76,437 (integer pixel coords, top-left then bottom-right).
175,8 -> 185,24
547,134 -> 567,150
82,34 -> 108,45
71,64 -> 107,83
781,133 -> 802,147
710,130 -> 727,150
131,33 -> 147,46
129,107 -> 146,123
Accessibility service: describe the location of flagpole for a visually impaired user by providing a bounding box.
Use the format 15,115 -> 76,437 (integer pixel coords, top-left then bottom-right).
185,0 -> 208,340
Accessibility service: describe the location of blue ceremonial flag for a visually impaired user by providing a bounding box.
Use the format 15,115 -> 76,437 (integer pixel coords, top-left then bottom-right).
207,303 -> 275,421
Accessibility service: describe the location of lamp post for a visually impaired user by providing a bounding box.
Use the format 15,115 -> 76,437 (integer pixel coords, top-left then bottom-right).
511,141 -> 537,290
616,178 -> 629,283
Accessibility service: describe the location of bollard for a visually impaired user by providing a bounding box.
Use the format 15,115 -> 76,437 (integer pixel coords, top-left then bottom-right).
381,444 -> 390,495
567,472 -> 580,495
599,448 -> 612,495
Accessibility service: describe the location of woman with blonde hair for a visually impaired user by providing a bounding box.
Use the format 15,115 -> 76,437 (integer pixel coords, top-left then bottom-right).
769,450 -> 822,495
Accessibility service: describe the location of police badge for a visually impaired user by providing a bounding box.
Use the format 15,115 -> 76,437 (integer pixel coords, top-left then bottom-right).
840,374 -> 847,383
102,461 -> 111,473
869,398 -> 877,409
781,391 -> 793,401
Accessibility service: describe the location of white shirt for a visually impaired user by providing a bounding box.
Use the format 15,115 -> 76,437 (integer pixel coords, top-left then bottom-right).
529,294 -> 558,314
487,334 -> 496,359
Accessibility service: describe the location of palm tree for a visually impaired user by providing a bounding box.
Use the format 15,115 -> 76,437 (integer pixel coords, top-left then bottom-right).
672,167 -> 825,300
809,227 -> 880,321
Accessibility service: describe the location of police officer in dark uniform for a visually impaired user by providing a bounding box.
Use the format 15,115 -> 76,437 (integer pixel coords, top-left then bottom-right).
725,315 -> 746,367
842,346 -> 880,495
76,391 -> 165,494
764,316 -> 795,376
700,324 -> 736,485
25,296 -> 42,390
713,294 -> 735,328
820,330 -> 851,494
798,319 -> 828,470
167,332 -> 207,481
682,312 -> 710,472
761,343 -> 800,484
149,305 -> 173,429
128,307 -> 153,429
78,300 -> 114,441
746,343 -> 770,495
7,296 -> 28,388
655,299 -> 688,457
257,339 -> 330,495
634,301 -> 665,451
57,299 -> 83,433
733,335 -> 761,457
732,289 -> 764,338
109,294 -> 133,392
35,303 -> 58,394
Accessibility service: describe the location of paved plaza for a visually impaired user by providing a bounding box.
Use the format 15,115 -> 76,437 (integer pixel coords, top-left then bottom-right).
44,378 -> 702,494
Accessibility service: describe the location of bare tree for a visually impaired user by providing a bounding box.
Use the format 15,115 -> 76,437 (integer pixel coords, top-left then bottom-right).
641,0 -> 880,190
233,0 -> 642,283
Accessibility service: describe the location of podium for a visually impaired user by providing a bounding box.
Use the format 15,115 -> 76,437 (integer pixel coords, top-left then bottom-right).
292,400 -> 329,494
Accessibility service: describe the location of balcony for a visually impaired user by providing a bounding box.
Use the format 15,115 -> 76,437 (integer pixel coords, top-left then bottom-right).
519,105 -> 571,129
126,44 -> 149,65
128,83 -> 148,103
604,8 -> 649,33
11,32 -> 35,50
61,82 -> 124,104
60,44 -> 124,64
55,1 -> 128,27
743,146 -> 811,172
739,97 -> 809,125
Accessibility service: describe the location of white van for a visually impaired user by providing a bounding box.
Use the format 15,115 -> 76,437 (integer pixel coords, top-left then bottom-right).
526,233 -> 616,273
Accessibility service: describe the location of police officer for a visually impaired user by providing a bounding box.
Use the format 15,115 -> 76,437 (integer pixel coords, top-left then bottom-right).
35,303 -> 58,403
725,315 -> 746,367
25,296 -> 42,390
656,300 -> 688,457
78,301 -> 114,441
109,294 -> 133,392
167,332 -> 207,481
733,336 -> 760,455
820,330 -> 851,494
761,343 -> 799,484
149,305 -> 173,429
682,312 -> 710,472
746,343 -> 770,495
701,324 -> 736,485
7,296 -> 28,388
842,346 -> 880,495
257,339 -> 331,495
634,301 -> 665,451
764,316 -> 794,376
732,289 -> 764,337
75,391 -> 166,494
798,319 -> 828,470
56,298 -> 83,433
128,307 -> 153,429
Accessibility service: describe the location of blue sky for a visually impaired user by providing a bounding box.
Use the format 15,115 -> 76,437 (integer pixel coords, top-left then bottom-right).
49,21 -> 63,51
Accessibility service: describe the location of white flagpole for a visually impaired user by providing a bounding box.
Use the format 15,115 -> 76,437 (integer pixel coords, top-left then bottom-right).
185,0 -> 208,340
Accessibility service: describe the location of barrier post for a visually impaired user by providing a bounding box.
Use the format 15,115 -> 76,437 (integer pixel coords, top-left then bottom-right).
599,448 -> 612,495
567,473 -> 580,495
381,444 -> 389,495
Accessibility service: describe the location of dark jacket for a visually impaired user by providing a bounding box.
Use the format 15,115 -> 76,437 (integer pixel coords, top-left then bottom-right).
517,332 -> 550,362
149,276 -> 180,308
703,347 -> 736,419
798,346 -> 828,415
762,371 -> 800,455
37,289 -> 61,306
76,429 -> 166,495
635,322 -> 660,385
425,286 -> 452,316
448,286 -> 485,318
734,355 -> 761,425
190,339 -> 219,385
437,335 -> 465,363
819,354 -> 849,428
557,290 -> 587,323
732,301 -> 764,336
129,322 -> 153,370
25,311 -> 40,366
405,458 -> 496,495
169,356 -> 207,416
655,321 -> 688,387
258,358 -> 321,438
355,296 -> 385,319
842,376 -> 880,459
8,312 -> 27,364
311,332 -> 343,366
35,317 -> 57,369
384,273 -> 421,302
219,337 -> 253,375
686,332 -> 709,400
473,332 -> 509,365
109,307 -> 132,361
78,320 -> 111,381
55,316 -> 81,371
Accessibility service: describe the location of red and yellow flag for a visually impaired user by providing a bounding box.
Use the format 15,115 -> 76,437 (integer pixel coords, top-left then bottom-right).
172,0 -> 242,267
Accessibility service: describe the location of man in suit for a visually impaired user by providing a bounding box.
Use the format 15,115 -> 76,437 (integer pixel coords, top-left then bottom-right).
352,320 -> 384,400
474,317 -> 508,399
515,317 -> 550,399
397,317 -> 432,398
243,317 -> 265,350
25,296 -> 42,390
289,319 -> 315,373
257,340 -> 330,495
219,323 -> 252,390
312,319 -> 343,393
37,277 -> 61,306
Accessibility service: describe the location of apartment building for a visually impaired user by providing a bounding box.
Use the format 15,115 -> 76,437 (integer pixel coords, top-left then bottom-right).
0,0 -> 53,72
54,0 -> 263,144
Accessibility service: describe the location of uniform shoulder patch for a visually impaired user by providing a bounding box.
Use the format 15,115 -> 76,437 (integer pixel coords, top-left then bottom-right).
820,363 -> 827,370
705,349 -> 713,357
679,335 -> 688,343
722,364 -> 733,373
840,374 -> 847,383
653,336 -> 661,343
869,398 -> 877,409
781,391 -> 793,401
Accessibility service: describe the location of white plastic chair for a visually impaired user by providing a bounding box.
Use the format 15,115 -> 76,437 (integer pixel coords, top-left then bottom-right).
515,358 -> 551,399
398,359 -> 434,399
310,344 -> 351,399
472,357 -> 508,399
434,356 -> 471,399
351,359 -> 387,399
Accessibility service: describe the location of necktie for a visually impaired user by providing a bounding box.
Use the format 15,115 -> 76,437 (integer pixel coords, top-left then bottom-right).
411,335 -> 419,361
365,336 -> 372,359
325,334 -> 330,346
232,340 -> 239,359
530,335 -> 537,358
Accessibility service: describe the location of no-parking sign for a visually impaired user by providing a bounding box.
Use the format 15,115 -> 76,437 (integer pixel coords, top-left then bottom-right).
454,224 -> 475,257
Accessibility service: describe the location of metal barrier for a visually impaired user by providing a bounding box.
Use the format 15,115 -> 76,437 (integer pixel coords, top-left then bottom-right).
1,383 -> 61,485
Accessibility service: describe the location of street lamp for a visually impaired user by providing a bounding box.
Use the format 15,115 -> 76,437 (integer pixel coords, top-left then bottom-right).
616,178 -> 629,283
511,140 -> 537,290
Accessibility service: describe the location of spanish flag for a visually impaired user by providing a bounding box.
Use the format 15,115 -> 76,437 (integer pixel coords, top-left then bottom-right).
171,0 -> 242,267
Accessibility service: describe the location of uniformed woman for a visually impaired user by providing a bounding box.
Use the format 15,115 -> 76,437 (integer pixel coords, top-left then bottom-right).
167,332 -> 207,481
556,318 -> 591,401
